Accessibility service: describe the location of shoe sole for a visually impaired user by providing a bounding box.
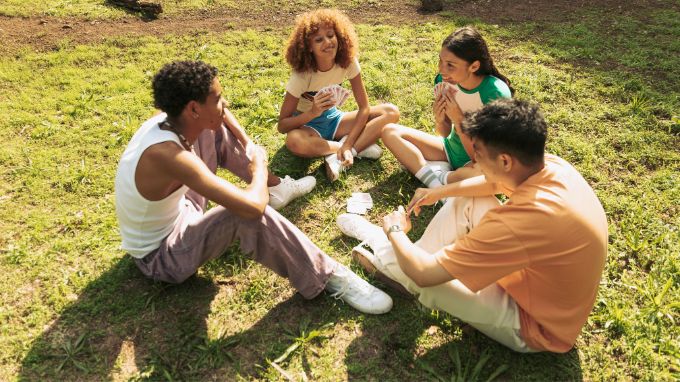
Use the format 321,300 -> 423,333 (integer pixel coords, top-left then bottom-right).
351,244 -> 412,298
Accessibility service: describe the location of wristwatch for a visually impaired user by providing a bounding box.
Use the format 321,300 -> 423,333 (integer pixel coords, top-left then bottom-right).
388,224 -> 403,234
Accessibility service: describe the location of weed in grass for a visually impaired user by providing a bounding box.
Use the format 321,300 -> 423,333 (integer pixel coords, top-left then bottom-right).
417,346 -> 509,382
273,318 -> 334,365
53,333 -> 90,373
195,330 -> 239,369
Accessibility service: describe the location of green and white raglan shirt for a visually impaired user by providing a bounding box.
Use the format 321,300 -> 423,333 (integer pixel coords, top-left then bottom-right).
434,74 -> 511,168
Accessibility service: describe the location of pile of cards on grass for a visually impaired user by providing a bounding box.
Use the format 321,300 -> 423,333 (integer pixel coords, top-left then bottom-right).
318,85 -> 351,107
347,192 -> 373,215
433,81 -> 454,99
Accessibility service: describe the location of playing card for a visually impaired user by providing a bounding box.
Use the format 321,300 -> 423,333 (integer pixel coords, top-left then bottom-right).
346,192 -> 373,214
347,203 -> 368,215
350,192 -> 373,205
433,82 -> 450,99
318,85 -> 351,108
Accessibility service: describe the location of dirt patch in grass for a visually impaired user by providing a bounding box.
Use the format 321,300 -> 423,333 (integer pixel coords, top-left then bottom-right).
2,0 -> 673,54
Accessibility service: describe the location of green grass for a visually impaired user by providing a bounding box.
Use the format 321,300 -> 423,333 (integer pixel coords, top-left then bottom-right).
1,2 -> 679,381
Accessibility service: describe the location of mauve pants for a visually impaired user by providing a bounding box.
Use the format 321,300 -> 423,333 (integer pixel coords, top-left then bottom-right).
133,124 -> 337,299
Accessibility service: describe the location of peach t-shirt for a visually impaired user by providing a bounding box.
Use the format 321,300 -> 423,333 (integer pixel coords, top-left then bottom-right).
435,155 -> 608,352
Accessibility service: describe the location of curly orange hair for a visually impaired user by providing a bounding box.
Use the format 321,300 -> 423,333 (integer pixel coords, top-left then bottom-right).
285,9 -> 358,72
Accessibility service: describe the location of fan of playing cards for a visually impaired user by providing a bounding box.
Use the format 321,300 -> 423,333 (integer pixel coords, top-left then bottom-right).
433,81 -> 454,100
317,84 -> 351,108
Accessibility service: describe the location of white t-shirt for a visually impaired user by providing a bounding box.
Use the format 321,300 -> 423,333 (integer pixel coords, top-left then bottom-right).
285,57 -> 361,112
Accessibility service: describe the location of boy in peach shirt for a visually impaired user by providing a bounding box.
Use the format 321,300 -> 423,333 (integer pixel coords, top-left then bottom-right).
337,99 -> 607,352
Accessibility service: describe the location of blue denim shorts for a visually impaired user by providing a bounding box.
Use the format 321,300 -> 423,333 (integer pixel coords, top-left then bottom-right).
303,107 -> 345,140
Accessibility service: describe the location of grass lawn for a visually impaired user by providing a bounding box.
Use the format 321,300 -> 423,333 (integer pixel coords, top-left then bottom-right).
0,1 -> 678,381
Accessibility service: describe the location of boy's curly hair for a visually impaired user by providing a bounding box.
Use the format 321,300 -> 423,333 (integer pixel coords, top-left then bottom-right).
285,9 -> 358,72
152,61 -> 218,118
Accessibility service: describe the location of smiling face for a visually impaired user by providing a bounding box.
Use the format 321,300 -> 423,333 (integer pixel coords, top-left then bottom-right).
309,25 -> 338,66
438,47 -> 479,85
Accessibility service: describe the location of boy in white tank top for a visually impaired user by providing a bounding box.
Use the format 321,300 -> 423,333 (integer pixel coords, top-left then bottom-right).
114,61 -> 392,315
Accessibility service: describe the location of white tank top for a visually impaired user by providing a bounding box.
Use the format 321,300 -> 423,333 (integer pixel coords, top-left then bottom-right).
114,113 -> 189,258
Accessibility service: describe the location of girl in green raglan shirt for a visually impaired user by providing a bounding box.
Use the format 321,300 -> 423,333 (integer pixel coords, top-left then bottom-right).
382,26 -> 513,188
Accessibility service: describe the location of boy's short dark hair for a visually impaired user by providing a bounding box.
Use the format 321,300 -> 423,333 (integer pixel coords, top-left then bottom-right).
462,98 -> 547,166
152,61 -> 218,118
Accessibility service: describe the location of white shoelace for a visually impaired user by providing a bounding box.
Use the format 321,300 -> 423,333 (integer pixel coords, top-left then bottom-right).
329,272 -> 372,300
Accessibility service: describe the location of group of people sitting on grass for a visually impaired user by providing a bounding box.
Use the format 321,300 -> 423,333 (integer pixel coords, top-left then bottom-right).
114,9 -> 607,354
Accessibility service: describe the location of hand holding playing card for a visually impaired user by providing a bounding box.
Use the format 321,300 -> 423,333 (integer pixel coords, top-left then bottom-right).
318,85 -> 351,108
433,82 -> 449,100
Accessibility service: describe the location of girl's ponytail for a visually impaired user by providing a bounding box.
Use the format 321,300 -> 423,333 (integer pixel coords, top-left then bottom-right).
443,26 -> 514,95
485,55 -> 515,96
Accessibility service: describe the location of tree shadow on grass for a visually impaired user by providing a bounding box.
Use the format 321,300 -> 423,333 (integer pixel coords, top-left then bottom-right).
345,299 -> 584,381
269,144 -> 317,180
16,252 -> 358,380
18,257 -> 221,380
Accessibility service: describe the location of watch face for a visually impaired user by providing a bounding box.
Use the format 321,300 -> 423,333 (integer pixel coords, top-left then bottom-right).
389,225 -> 402,233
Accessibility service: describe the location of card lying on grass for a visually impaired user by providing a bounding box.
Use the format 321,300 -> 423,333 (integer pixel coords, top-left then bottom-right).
347,192 -> 373,215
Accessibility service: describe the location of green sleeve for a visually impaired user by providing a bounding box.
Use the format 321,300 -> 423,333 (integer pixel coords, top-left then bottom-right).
479,76 -> 512,105
434,73 -> 443,85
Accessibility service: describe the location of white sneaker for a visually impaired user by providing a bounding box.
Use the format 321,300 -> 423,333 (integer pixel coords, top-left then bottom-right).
324,153 -> 345,182
356,144 -> 382,159
336,213 -> 385,244
268,175 -> 316,210
352,243 -> 411,298
325,264 -> 393,314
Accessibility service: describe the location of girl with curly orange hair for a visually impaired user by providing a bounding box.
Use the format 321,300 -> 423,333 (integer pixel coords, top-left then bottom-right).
278,9 -> 400,181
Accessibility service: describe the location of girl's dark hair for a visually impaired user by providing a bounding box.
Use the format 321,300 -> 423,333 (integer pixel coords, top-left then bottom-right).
443,26 -> 514,95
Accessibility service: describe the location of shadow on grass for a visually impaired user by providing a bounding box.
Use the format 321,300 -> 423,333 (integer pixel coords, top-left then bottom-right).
343,275 -> 584,381
269,144 -> 317,179
18,257 -> 220,380
15,254 -> 356,380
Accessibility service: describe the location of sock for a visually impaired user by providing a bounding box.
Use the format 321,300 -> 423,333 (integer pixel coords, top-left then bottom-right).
438,170 -> 450,185
415,166 -> 443,188
351,147 -> 358,157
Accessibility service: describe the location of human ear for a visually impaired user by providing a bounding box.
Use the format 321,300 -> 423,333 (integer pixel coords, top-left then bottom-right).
186,100 -> 200,119
469,60 -> 481,73
499,153 -> 513,172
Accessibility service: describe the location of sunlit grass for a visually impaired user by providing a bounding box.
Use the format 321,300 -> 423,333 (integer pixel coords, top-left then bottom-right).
0,3 -> 678,381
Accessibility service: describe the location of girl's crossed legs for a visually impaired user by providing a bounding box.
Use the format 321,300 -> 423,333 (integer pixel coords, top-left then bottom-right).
285,103 -> 399,158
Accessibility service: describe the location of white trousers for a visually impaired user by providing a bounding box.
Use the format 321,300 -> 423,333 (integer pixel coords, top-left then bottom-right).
369,196 -> 536,352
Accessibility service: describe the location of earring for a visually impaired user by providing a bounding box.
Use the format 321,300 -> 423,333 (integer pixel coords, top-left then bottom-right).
193,113 -> 199,119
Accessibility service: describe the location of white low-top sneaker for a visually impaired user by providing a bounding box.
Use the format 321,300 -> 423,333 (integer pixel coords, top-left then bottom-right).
336,213 -> 384,242
356,144 -> 382,160
268,175 -> 316,210
325,264 -> 393,314
324,153 -> 345,182
352,242 -> 411,298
